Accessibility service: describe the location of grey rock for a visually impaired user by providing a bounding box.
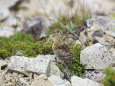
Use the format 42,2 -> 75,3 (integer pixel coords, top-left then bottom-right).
49,62 -> 64,78
8,56 -> 51,75
80,43 -> 114,69
0,26 -> 15,37
31,74 -> 71,86
22,17 -> 51,40
0,0 -> 19,9
83,70 -> 105,82
71,76 -> 103,86
0,9 -> 10,22
86,16 -> 115,32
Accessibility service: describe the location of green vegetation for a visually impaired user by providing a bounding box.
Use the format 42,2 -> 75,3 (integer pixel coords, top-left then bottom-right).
57,43 -> 86,77
102,67 -> 115,86
0,32 -> 53,59
109,13 -> 115,19
69,44 -> 86,76
46,14 -> 91,35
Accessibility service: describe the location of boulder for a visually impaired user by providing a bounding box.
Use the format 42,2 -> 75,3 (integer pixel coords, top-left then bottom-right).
22,17 -> 51,41
79,16 -> 115,49
71,76 -> 103,86
86,16 -> 115,31
8,56 -> 51,75
80,43 -> 114,69
0,0 -> 20,22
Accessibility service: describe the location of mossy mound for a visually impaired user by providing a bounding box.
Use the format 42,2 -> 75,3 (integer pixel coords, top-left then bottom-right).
0,32 -> 53,59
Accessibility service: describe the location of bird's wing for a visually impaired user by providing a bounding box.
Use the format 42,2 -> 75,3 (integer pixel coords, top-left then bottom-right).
56,44 -> 74,60
58,44 -> 70,52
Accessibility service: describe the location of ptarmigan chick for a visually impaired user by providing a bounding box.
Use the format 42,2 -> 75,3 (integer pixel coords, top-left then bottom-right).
52,30 -> 75,64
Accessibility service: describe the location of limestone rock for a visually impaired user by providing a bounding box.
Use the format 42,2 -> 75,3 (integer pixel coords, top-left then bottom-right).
8,56 -> 51,75
83,70 -> 105,82
0,26 -> 15,37
36,55 -> 56,62
31,74 -> 71,86
49,62 -> 64,78
86,16 -> 115,31
80,43 -> 114,69
0,9 -> 10,21
71,76 -> 103,86
31,74 -> 53,86
0,0 -> 19,9
48,75 -> 71,86
80,16 -> 115,49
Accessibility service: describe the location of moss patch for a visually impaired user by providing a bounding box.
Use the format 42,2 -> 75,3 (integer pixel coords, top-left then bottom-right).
109,13 -> 115,19
0,32 -> 53,59
102,67 -> 115,86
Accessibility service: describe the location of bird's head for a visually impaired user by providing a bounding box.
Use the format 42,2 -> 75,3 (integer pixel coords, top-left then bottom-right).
53,29 -> 64,44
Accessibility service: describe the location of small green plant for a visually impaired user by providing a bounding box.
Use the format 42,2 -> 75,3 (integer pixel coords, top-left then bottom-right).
109,13 -> 115,19
69,44 -> 86,76
102,67 -> 115,86
0,32 -> 53,59
46,14 -> 90,36
46,0 -> 91,36
57,43 -> 86,77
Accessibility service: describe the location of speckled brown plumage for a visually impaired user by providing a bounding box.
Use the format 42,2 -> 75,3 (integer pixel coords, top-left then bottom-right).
52,34 -> 75,64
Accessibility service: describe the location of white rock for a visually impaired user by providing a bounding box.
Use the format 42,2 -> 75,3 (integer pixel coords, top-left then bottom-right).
0,9 -> 10,21
26,57 -> 51,75
48,75 -> 71,86
83,70 -> 105,82
31,74 -> 53,86
8,56 -> 51,75
49,62 -> 64,78
31,74 -> 71,86
0,26 -> 15,37
80,43 -> 114,69
36,55 -> 56,62
71,76 -> 103,86
0,0 -> 19,8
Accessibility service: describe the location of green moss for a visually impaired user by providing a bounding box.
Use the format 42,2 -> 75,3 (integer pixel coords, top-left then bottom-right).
0,32 -> 53,59
9,32 -> 35,42
109,13 -> 115,19
0,49 -> 11,59
102,67 -> 115,86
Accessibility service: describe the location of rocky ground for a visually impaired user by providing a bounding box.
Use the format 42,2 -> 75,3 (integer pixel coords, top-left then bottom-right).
0,0 -> 115,86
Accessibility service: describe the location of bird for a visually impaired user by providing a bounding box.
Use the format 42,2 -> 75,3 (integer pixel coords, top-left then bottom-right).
52,30 -> 75,81
52,30 -> 75,64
